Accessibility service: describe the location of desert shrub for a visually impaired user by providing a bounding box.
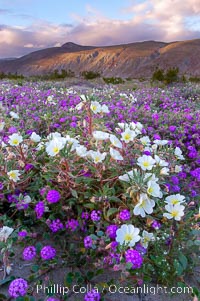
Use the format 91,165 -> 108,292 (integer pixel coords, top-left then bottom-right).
164,67 -> 179,84
152,68 -> 165,82
103,77 -> 124,84
189,76 -> 200,83
82,70 -> 101,80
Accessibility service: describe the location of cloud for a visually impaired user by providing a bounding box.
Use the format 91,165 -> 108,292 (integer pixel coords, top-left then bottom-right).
0,0 -> 200,57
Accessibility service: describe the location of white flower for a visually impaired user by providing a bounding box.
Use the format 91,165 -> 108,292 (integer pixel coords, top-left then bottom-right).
65,136 -> 80,151
153,139 -> 168,146
137,155 -> 156,171
76,145 -> 88,157
140,136 -> 151,146
8,133 -> 23,146
88,150 -> 107,164
47,95 -> 53,102
109,134 -> 122,149
0,226 -> 14,242
36,142 -> 45,151
47,132 -> 61,141
75,100 -> 86,110
101,104 -> 110,113
7,170 -> 21,182
135,122 -> 143,131
147,181 -> 163,198
92,131 -> 110,140
154,155 -> 169,167
46,138 -> 64,156
116,224 -> 140,247
160,167 -> 170,175
117,122 -> 129,130
90,101 -> 102,114
80,94 -> 87,102
133,193 -> 155,217
174,147 -> 185,160
121,129 -> 136,143
30,132 -> 41,142
0,121 -> 5,131
119,169 -> 139,182
141,230 -> 154,248
9,111 -> 19,119
110,147 -> 123,161
174,165 -> 182,173
163,204 -> 185,221
144,173 -> 159,182
165,194 -> 185,205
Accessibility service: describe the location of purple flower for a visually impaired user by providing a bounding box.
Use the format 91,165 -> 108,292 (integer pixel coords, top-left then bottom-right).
0,182 -> 3,190
135,243 -> 147,256
49,219 -> 64,232
170,176 -> 179,185
169,125 -> 176,132
84,289 -> 101,301
23,246 -> 36,260
8,278 -> 28,297
84,236 -> 93,248
81,212 -> 90,220
151,220 -> 161,230
46,298 -> 60,301
91,210 -> 101,222
40,246 -> 56,260
66,219 -> 79,231
125,249 -> 143,269
34,201 -> 45,219
104,253 -> 120,266
18,230 -> 28,237
106,225 -> 118,240
119,209 -> 130,221
46,190 -> 60,203
8,126 -> 18,134
25,164 -> 34,171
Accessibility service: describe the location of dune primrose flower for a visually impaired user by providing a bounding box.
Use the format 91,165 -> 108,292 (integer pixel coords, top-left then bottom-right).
8,133 -> 23,146
116,224 -> 140,247
133,193 -> 155,218
7,170 -> 21,182
163,204 -> 185,221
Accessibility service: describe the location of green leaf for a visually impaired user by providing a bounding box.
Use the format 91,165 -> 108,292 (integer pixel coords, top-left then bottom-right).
126,262 -> 133,270
0,276 -> 15,286
70,189 -> 78,198
83,203 -> 95,209
178,253 -> 188,270
31,265 -> 39,272
107,208 -> 118,218
194,240 -> 200,246
97,231 -> 104,237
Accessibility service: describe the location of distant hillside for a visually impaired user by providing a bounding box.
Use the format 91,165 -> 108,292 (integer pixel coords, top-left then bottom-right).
0,39 -> 200,78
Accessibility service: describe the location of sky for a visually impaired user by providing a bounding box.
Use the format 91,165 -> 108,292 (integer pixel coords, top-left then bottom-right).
0,0 -> 200,58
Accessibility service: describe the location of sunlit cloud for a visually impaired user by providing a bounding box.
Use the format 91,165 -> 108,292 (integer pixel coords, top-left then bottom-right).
0,0 -> 199,57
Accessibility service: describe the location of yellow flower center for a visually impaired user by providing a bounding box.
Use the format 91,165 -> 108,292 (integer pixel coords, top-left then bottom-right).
53,146 -> 59,154
124,233 -> 133,242
171,210 -> 179,218
91,105 -> 97,111
143,161 -> 150,167
124,133 -> 131,141
9,172 -> 16,179
94,156 -> 100,163
12,139 -> 19,145
171,199 -> 179,205
148,187 -> 153,194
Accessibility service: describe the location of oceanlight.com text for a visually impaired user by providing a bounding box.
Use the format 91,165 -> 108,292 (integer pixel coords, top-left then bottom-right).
35,283 -> 193,295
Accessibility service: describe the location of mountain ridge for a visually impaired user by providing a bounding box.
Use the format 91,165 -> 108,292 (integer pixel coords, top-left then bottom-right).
0,39 -> 199,78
